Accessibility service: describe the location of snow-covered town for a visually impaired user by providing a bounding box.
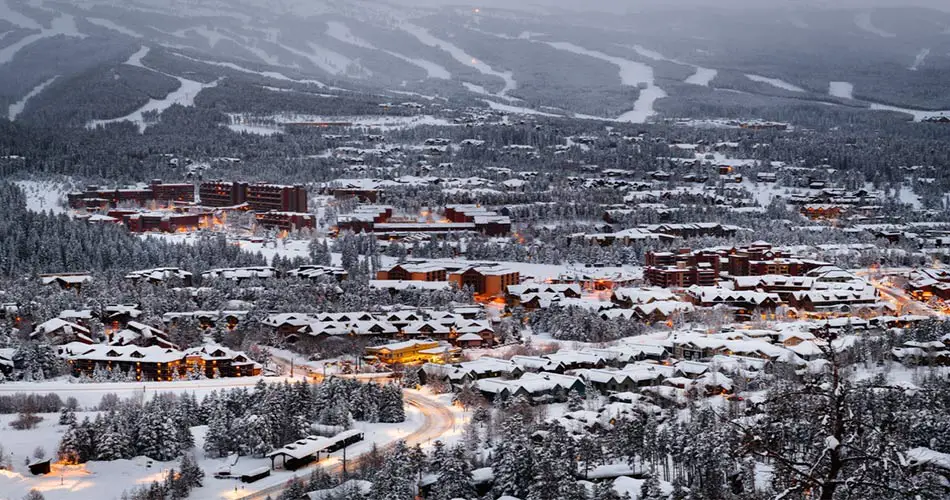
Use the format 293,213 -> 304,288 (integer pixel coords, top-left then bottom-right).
3,1 -> 950,500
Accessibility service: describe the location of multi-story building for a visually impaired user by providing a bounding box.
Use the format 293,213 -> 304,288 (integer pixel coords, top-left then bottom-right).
199,181 -> 308,212
449,266 -> 520,298
377,263 -> 448,282
255,212 -> 315,231
68,180 -> 194,209
644,249 -> 721,287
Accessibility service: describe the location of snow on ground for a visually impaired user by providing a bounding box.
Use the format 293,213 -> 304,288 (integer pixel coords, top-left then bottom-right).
278,40 -> 364,77
630,44 -> 717,87
829,81 -> 854,99
86,77 -> 219,132
684,67 -> 717,86
123,45 -> 149,68
189,26 -> 227,49
0,0 -> 42,29
325,20 -> 374,49
741,178 -> 789,208
400,22 -> 515,95
226,122 -> 285,135
909,48 -> 930,71
8,76 -> 57,121
898,184 -> 922,209
172,52 -> 327,87
14,179 -> 68,214
227,112 -> 453,131
324,20 -> 451,79
0,14 -> 85,64
868,103 -> 950,122
86,17 -> 143,38
745,74 -> 804,92
545,41 -> 665,123
855,11 -> 897,38
0,382 -> 427,500
484,99 -> 561,117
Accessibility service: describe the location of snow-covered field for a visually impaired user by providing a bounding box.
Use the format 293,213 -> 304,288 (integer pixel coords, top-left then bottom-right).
745,74 -> 804,92
630,45 -> 717,87
545,41 -> 665,123
909,48 -> 930,71
14,180 -> 69,214
829,81 -> 854,99
7,76 -> 58,121
226,112 -> 454,132
400,22 -> 515,95
854,11 -> 897,38
86,77 -> 219,132
0,392 -> 427,500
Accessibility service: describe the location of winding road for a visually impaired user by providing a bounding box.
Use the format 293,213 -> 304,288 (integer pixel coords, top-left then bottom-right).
234,390 -> 456,500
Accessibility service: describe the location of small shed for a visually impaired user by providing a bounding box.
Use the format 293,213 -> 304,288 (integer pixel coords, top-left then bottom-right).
240,467 -> 271,483
28,459 -> 51,475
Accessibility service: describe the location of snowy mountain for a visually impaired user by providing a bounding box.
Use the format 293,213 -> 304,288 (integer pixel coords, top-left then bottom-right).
2,0 -> 950,127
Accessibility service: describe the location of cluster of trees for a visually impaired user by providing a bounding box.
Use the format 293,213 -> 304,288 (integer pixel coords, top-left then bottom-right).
119,454 -> 204,500
202,378 -> 404,460
529,306 -> 645,342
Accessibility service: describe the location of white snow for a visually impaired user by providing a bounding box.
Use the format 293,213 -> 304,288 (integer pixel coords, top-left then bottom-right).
278,40 -> 365,77
685,67 -> 718,86
745,74 -> 805,92
14,180 -> 68,214
898,184 -> 922,209
824,435 -> 840,450
401,22 -> 515,95
227,123 -> 285,135
0,380 -> 430,500
855,12 -> 897,38
123,45 -> 149,67
86,17 -> 143,38
8,76 -> 57,121
171,52 -> 327,87
325,20 -> 450,79
630,44 -> 717,86
0,0 -> 41,29
869,103 -> 950,122
86,77 -> 220,132
484,99 -> 561,117
909,48 -> 930,71
325,20 -> 374,49
829,81 -> 854,99
189,26 -> 227,48
546,41 -> 665,123
0,14 -> 85,64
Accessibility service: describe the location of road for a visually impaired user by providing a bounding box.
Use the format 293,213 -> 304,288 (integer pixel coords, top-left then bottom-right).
855,268 -> 943,318
234,390 -> 456,500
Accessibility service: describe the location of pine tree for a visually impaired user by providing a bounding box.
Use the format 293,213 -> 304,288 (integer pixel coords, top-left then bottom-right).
369,441 -> 414,500
203,400 -> 234,458
430,444 -> 474,500
58,421 -> 82,464
492,415 -> 534,499
378,384 -> 405,423
640,471 -> 663,500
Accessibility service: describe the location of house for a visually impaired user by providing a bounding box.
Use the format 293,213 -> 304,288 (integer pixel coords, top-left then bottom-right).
202,266 -> 277,281
40,272 -> 92,291
611,288 -> 676,308
510,355 -> 566,373
31,318 -> 95,344
365,339 -> 448,365
125,267 -> 193,286
684,286 -> 781,320
288,265 -> 349,282
184,345 -> 263,377
575,369 -> 637,393
109,321 -> 176,349
475,372 -> 586,402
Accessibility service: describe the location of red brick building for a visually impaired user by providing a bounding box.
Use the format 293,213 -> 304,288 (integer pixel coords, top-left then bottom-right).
199,181 -> 308,212
644,249 -> 721,287
68,180 -> 194,209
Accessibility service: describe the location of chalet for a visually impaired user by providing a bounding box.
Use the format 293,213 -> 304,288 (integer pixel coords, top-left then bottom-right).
575,369 -> 637,393
125,267 -> 193,286
544,350 -> 608,370
787,288 -> 881,314
684,286 -> 780,320
510,355 -> 566,373
202,266 -> 277,281
184,345 -> 262,377
109,321 -> 176,349
102,304 -> 143,329
40,272 -> 92,291
288,265 -> 349,282
61,343 -> 185,381
419,357 -> 523,386
475,372 -> 586,402
610,288 -> 676,308
31,318 -> 94,344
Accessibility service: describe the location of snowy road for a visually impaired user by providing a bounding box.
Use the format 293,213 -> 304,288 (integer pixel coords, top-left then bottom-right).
233,390 -> 456,500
